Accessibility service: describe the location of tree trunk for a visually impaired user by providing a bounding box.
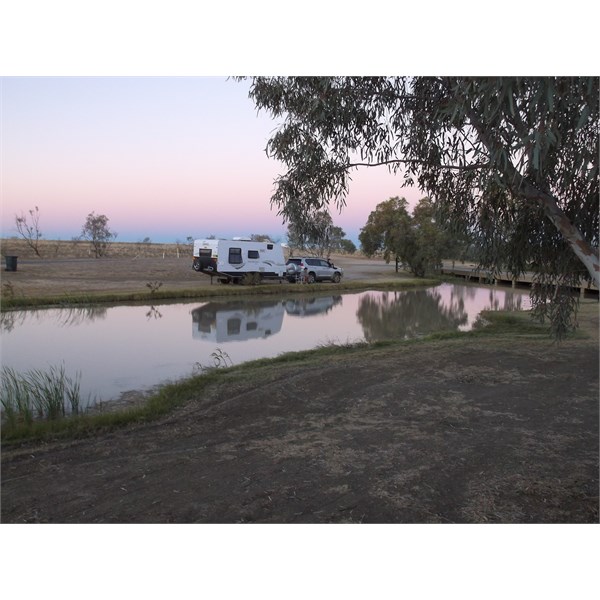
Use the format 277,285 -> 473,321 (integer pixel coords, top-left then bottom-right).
520,181 -> 600,288
461,100 -> 599,289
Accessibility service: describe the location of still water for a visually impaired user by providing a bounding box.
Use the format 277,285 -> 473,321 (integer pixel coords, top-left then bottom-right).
0,284 -> 531,406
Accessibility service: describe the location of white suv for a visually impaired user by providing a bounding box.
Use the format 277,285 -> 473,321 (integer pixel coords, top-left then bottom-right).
286,257 -> 344,283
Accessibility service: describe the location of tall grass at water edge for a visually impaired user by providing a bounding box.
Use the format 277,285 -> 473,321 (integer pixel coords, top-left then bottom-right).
1,364 -> 83,426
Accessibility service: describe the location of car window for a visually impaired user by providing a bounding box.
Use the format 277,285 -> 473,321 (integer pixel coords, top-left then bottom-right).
306,259 -> 317,266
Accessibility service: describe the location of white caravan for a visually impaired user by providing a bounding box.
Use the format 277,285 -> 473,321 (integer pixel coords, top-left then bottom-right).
192,238 -> 287,284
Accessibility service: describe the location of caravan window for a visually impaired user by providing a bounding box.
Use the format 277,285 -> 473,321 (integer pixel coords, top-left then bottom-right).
248,250 -> 259,259
229,248 -> 242,264
227,318 -> 241,335
267,244 -> 274,250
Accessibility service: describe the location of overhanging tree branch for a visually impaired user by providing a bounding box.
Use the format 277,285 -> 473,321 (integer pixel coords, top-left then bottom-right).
458,86 -> 600,287
346,159 -> 491,172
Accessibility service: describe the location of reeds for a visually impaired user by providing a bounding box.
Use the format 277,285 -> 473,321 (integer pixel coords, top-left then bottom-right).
1,364 -> 82,426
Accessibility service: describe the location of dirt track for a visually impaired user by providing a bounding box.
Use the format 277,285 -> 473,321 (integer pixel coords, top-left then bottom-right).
1,252 -> 598,523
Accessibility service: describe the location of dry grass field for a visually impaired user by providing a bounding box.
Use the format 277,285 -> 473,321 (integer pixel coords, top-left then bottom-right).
1,237 -> 189,260
0,238 -> 397,301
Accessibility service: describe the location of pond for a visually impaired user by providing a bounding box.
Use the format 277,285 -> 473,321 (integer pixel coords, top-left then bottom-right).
0,283 -> 531,407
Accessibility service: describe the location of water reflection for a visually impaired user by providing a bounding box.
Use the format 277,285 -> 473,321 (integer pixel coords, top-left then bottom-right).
146,306 -> 163,320
191,296 -> 345,342
0,305 -> 108,333
0,284 -> 531,405
357,289 -> 468,341
192,300 -> 285,342
284,295 -> 343,317
357,285 -> 528,341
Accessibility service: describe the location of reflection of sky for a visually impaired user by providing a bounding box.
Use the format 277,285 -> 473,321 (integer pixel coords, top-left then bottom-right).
434,283 -> 530,330
0,284 -> 531,405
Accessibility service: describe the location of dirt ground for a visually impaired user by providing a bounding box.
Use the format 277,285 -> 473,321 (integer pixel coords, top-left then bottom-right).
1,248 -> 598,523
0,252 -> 397,298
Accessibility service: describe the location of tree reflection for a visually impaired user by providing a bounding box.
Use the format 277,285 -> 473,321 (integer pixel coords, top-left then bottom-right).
146,306 -> 163,320
356,289 -> 469,341
0,311 -> 24,333
0,305 -> 108,333
55,306 -> 108,326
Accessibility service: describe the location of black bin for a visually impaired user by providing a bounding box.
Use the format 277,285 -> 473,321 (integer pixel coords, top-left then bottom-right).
4,256 -> 18,271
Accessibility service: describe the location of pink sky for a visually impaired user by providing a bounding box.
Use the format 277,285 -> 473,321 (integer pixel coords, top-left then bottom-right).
1,77 -> 423,245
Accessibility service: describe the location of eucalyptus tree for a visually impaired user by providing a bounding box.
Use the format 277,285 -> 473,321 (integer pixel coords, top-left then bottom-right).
241,76 -> 599,337
359,196 -> 412,271
360,196 -> 451,277
286,210 -> 347,257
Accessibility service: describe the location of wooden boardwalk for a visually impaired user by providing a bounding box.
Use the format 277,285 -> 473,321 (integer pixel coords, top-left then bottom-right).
440,263 -> 599,298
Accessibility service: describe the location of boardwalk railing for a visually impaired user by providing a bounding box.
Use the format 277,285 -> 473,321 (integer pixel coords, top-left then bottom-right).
440,263 -> 598,298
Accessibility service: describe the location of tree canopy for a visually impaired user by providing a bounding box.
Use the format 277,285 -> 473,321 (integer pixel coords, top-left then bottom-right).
360,196 -> 452,277
286,210 -> 349,257
242,76 -> 599,336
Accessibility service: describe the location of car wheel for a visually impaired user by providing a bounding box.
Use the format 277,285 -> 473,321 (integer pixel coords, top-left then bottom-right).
308,272 -> 316,284
192,259 -> 201,272
332,272 -> 341,283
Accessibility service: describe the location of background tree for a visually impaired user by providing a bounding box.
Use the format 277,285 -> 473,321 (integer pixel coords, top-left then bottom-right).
15,206 -> 43,257
250,234 -> 274,242
360,196 -> 450,276
325,225 -> 347,256
407,197 -> 452,277
359,197 -> 412,271
80,212 -> 117,258
242,76 -> 599,337
339,238 -> 357,254
286,210 -> 350,257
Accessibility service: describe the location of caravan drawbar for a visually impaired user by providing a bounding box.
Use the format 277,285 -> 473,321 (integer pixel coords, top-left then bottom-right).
192,238 -> 288,284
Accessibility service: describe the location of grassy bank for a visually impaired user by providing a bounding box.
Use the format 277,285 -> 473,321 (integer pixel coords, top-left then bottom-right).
3,304 -> 594,446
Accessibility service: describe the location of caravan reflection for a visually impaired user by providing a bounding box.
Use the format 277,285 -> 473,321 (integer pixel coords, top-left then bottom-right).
191,300 -> 285,342
284,295 -> 343,317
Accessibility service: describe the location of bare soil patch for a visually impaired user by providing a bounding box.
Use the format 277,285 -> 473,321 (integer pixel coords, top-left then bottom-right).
1,242 -> 598,523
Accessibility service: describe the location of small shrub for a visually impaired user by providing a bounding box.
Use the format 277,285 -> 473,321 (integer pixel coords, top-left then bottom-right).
146,281 -> 163,294
194,348 -> 233,373
2,281 -> 15,299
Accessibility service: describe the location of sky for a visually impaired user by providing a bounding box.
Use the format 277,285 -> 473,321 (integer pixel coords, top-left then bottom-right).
2,3 -> 595,250
1,76 -> 423,246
